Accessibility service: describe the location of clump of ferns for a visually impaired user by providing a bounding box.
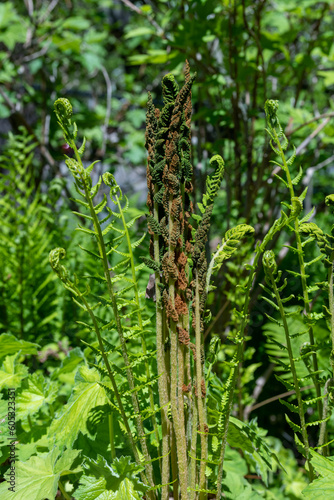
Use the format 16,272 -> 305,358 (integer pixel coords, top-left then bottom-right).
0,127 -> 62,342
257,101 -> 334,478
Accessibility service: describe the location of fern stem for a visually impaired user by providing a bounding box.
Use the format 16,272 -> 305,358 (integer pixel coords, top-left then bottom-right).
267,264 -> 314,481
108,412 -> 116,460
58,479 -> 71,500
328,255 -> 334,375
194,273 -> 208,499
153,192 -> 170,499
116,195 -> 162,469
71,145 -> 155,494
167,187 -> 188,498
216,248 -> 262,499
188,392 -> 198,500
272,128 -> 322,421
318,377 -> 332,455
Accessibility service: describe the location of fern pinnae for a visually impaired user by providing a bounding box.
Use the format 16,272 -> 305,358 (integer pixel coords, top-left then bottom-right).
48,248 -> 147,482
206,224 -> 254,295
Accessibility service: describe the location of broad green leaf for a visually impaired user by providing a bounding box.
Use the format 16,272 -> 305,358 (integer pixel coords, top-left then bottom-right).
302,451 -> 334,498
16,372 -> 59,419
227,417 -> 283,486
0,447 -> 81,500
222,470 -> 262,499
0,334 -> 39,359
0,353 -> 28,390
48,366 -> 107,448
74,455 -> 148,500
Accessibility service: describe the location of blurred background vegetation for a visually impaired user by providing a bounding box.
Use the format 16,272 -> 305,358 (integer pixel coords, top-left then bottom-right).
1,0 -> 334,493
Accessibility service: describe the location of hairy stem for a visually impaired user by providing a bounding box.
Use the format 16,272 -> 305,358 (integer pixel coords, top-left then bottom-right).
267,265 -> 313,481
116,195 -> 161,468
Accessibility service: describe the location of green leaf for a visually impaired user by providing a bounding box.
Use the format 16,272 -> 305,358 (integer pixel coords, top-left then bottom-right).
124,27 -> 156,39
302,451 -> 334,498
48,366 -> 107,448
62,17 -> 91,31
16,372 -> 58,419
0,353 -> 28,390
74,455 -> 149,499
51,347 -> 85,384
0,334 -> 39,360
221,470 -> 262,499
0,447 -> 81,500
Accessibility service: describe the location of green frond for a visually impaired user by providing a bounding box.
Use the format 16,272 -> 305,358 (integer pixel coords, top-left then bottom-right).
285,414 -> 302,434
286,145 -> 297,167
306,417 -> 330,428
75,224 -> 96,236
162,73 -> 179,104
264,314 -> 282,326
303,395 -> 326,407
94,193 -> 108,214
90,175 -> 103,198
102,222 -> 115,236
262,296 -> 280,311
268,337 -> 287,350
206,224 -> 254,291
126,215 -> 143,229
274,375 -> 294,391
279,399 -> 300,414
81,340 -> 103,358
274,174 -> 289,188
112,248 -> 130,258
291,165 -> 303,185
304,254 -> 324,268
72,211 -> 93,221
73,197 -> 90,209
281,294 -> 295,303
140,257 -> 161,272
202,155 -> 225,208
78,136 -> 86,154
131,233 -> 146,249
299,207 -> 315,225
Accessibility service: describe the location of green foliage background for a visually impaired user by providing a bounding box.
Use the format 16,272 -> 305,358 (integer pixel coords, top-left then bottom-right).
1,0 -> 334,498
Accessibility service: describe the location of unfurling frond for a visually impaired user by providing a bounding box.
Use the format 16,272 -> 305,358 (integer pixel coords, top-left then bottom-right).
206,224 -> 254,293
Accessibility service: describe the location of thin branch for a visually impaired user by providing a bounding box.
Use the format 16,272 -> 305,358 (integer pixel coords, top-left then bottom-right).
21,42 -> 51,63
249,385 -> 313,413
39,0 -> 60,24
287,111 -> 334,137
119,0 -> 165,36
295,118 -> 330,156
243,363 -> 274,421
24,0 -> 34,18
